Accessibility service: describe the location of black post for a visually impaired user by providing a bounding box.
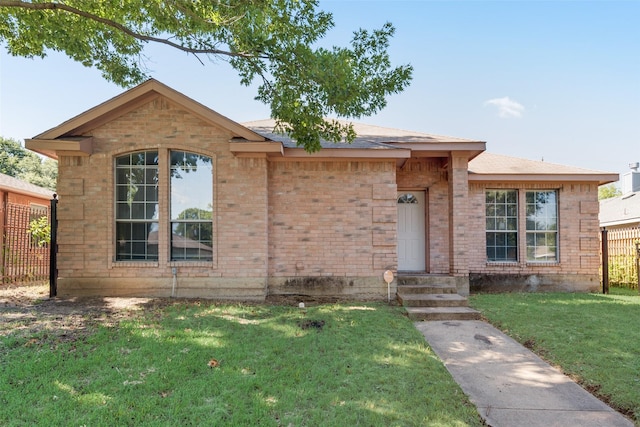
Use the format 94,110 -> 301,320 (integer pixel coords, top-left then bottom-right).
601,227 -> 609,294
49,194 -> 58,298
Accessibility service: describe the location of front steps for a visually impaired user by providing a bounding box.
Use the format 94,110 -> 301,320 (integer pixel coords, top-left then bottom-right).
397,275 -> 481,321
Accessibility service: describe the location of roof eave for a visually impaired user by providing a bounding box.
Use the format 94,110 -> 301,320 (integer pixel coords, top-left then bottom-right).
388,141 -> 486,160
280,147 -> 411,159
599,219 -> 640,228
469,173 -> 619,185
25,137 -> 93,160
32,79 -> 266,143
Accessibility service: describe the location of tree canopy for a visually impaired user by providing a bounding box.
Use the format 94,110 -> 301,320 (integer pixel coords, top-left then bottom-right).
598,183 -> 622,201
0,137 -> 57,190
0,0 -> 413,152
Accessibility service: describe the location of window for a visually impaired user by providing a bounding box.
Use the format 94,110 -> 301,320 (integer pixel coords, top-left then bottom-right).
398,194 -> 418,204
526,190 -> 558,262
170,151 -> 213,261
115,151 -> 159,260
485,190 -> 518,261
114,150 -> 213,262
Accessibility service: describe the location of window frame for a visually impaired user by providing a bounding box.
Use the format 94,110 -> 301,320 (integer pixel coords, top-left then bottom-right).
114,151 -> 159,261
525,190 -> 559,263
169,150 -> 214,262
112,149 -> 215,265
485,189 -> 519,262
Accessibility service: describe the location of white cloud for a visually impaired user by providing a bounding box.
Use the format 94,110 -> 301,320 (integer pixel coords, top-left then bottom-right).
484,97 -> 525,118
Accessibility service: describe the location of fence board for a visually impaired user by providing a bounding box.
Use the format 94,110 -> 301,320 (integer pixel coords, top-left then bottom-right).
602,227 -> 640,289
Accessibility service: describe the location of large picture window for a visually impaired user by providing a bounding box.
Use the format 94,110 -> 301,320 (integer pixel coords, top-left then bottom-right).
170,151 -> 213,261
485,190 -> 518,261
114,150 -> 213,262
115,151 -> 159,260
525,190 -> 558,262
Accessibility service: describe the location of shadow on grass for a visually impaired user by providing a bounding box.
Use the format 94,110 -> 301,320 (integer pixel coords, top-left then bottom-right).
1,298 -> 483,426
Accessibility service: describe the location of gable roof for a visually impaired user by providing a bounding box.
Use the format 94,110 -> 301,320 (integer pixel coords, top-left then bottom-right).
26,79 -> 266,159
0,173 -> 55,199
599,191 -> 640,227
469,152 -> 618,185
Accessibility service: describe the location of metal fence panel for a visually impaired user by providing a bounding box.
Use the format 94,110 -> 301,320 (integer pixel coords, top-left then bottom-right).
1,203 -> 50,284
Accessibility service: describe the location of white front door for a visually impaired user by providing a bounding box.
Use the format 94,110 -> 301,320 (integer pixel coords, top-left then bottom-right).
397,191 -> 426,271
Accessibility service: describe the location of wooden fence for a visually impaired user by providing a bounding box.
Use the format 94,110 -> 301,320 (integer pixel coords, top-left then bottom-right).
602,227 -> 640,289
1,203 -> 50,284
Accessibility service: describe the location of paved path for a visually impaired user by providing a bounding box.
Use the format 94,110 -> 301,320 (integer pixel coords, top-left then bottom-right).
415,320 -> 634,427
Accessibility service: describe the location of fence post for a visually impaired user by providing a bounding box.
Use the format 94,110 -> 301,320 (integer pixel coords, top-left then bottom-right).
49,194 -> 58,298
601,227 -> 609,294
636,242 -> 640,295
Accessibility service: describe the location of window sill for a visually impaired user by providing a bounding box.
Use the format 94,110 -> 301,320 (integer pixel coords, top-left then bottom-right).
169,261 -> 214,268
112,261 -> 159,268
526,261 -> 560,266
486,261 -> 519,266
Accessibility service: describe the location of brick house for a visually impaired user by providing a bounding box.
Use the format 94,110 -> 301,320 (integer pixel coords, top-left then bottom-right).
26,80 -> 617,299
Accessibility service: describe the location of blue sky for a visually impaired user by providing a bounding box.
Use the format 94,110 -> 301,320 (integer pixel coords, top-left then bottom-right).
1,0 -> 638,181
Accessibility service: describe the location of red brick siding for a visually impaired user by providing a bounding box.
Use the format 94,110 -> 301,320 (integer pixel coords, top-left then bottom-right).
268,160 -> 397,277
468,181 -> 600,276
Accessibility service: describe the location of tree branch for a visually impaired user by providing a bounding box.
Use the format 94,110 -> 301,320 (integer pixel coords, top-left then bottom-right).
0,0 -> 265,59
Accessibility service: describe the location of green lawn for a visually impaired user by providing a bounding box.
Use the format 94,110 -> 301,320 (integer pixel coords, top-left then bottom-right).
469,288 -> 640,424
0,301 -> 482,426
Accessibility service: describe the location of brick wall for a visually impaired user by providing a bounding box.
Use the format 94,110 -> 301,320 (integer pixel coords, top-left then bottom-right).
468,181 -> 601,291
267,160 -> 397,298
55,96 -> 268,298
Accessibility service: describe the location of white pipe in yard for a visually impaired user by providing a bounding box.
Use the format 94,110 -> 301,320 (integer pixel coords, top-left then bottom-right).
171,267 -> 177,298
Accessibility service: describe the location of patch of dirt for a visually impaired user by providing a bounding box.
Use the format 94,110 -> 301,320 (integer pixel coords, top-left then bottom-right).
297,319 -> 325,330
0,283 -> 168,344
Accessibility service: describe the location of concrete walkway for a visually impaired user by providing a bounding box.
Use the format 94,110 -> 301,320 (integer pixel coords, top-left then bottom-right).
415,320 -> 634,427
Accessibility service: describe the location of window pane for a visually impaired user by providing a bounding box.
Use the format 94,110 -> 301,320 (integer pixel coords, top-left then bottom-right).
116,155 -> 131,166
145,168 -> 158,184
131,152 -> 146,166
114,151 -> 158,261
170,151 -> 213,261
486,192 -> 495,204
486,246 -> 495,260
170,151 -> 213,220
525,192 -> 534,203
116,203 -> 130,219
486,232 -> 495,246
171,222 -> 213,261
115,221 -> 158,261
130,203 -> 144,218
526,190 -> 558,261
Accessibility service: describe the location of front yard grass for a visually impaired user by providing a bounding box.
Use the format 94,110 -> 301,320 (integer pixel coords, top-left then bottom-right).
0,300 -> 482,426
469,288 -> 640,424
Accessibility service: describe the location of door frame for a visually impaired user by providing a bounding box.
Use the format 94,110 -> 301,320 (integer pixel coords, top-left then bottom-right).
397,188 -> 429,273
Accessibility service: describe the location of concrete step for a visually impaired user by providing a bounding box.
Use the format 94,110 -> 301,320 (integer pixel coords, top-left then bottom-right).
406,306 -> 482,321
398,293 -> 469,307
397,274 -> 457,287
397,284 -> 458,295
